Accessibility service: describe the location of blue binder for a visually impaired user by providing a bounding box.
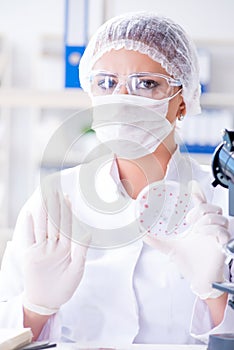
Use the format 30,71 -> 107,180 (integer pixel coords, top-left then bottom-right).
64,0 -> 89,88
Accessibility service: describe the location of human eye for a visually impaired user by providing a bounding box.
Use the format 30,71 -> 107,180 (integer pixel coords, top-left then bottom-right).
96,75 -> 118,91
138,78 -> 159,90
130,74 -> 170,99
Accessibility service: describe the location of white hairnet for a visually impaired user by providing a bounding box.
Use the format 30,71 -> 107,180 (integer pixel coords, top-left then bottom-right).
79,11 -> 201,116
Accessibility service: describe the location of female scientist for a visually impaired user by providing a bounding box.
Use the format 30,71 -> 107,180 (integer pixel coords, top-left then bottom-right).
0,11 -> 234,346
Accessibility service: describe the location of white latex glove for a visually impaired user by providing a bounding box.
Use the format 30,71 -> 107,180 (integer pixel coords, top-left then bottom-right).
23,192 -> 90,315
144,181 -> 230,299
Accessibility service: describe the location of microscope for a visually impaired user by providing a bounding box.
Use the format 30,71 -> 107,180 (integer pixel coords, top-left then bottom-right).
208,129 -> 234,349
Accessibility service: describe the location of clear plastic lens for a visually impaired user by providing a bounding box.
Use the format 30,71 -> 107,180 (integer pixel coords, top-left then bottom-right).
90,71 -> 182,99
92,73 -> 118,94
130,75 -> 171,99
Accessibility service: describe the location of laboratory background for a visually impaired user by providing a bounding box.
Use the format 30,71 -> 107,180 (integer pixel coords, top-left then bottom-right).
0,0 -> 234,263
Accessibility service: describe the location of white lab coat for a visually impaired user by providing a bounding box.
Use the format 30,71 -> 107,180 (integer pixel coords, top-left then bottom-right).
0,148 -> 234,347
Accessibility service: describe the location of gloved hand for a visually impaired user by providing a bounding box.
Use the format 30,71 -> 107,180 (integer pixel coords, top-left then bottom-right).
22,191 -> 90,315
143,181 -> 230,299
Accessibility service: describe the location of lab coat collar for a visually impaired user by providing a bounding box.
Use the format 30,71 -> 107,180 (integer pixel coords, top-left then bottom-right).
108,145 -> 187,193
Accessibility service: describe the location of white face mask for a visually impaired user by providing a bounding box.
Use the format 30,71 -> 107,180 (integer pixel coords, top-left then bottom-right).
91,94 -> 174,159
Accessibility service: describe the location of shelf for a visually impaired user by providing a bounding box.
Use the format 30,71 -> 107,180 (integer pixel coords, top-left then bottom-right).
195,38 -> 234,46
0,88 -> 91,109
180,144 -> 217,154
201,93 -> 234,108
0,88 -> 234,110
0,89 -> 233,110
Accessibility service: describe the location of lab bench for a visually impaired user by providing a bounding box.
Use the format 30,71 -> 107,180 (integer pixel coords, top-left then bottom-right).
54,344 -> 207,350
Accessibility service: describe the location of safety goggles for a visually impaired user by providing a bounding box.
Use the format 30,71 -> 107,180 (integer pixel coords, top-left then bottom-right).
88,70 -> 182,100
